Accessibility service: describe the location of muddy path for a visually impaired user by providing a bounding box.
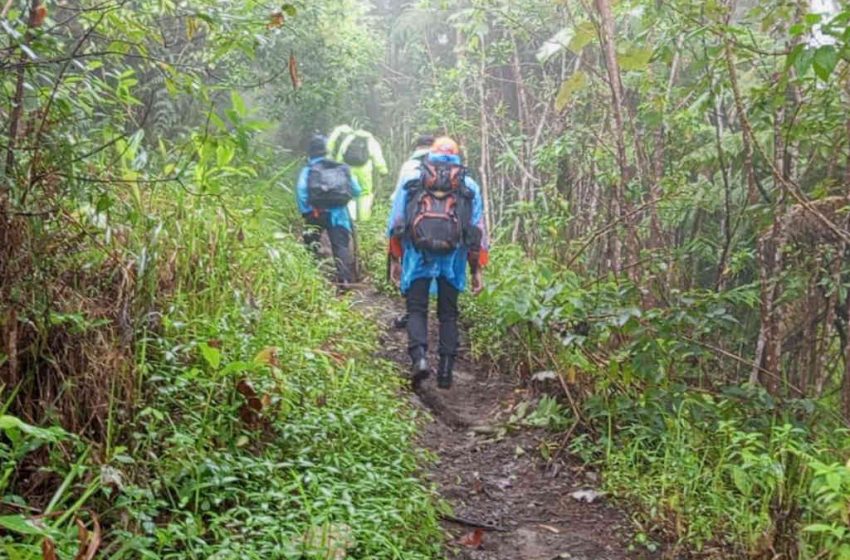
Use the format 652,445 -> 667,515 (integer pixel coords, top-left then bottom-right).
353,286 -> 660,560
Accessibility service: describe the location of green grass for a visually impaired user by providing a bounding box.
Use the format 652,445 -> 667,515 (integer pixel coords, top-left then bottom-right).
465,243 -> 850,559
2,172 -> 442,559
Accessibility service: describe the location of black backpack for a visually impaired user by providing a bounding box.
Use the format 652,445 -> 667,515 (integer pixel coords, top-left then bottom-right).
401,162 -> 474,254
343,135 -> 370,167
307,160 -> 353,209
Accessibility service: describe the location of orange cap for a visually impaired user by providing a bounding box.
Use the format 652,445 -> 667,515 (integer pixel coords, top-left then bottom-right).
431,136 -> 459,156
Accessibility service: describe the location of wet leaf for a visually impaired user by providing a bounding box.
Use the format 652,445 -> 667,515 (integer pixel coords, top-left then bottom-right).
568,21 -> 596,53
618,46 -> 653,71
0,515 -> 46,536
812,45 -> 837,81
199,342 -> 221,369
230,90 -> 247,118
554,71 -> 587,112
458,528 -> 484,548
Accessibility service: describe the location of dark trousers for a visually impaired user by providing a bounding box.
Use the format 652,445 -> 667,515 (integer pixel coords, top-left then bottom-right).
303,215 -> 354,283
406,277 -> 459,361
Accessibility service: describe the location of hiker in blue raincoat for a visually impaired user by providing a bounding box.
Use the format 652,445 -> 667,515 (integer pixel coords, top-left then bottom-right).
389,133 -> 437,330
386,137 -> 489,389
297,134 -> 362,286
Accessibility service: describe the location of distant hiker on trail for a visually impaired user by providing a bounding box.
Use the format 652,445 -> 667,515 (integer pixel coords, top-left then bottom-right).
328,124 -> 388,222
297,134 -> 362,287
327,124 -> 353,159
387,137 -> 489,389
390,133 -> 435,203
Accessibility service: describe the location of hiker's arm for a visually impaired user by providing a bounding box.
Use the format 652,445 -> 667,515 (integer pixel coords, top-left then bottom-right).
369,136 -> 389,175
386,188 -> 406,259
350,172 -> 363,198
466,178 -> 489,272
296,167 -> 311,215
386,186 -> 406,239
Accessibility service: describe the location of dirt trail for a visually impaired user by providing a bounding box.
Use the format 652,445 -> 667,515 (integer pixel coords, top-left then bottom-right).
354,286 -> 658,560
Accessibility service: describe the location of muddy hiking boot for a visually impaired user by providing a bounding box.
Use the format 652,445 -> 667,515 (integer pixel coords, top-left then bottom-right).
437,355 -> 454,389
411,348 -> 430,387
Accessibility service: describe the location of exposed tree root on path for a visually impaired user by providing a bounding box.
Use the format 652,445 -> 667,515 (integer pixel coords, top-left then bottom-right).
353,286 -> 659,560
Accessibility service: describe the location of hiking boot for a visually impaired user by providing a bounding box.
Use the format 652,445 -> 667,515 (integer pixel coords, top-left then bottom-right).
437,355 -> 454,389
411,349 -> 430,387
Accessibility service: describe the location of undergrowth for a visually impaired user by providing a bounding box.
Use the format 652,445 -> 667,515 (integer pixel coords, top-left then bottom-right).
1,169 -> 441,559
466,245 -> 850,559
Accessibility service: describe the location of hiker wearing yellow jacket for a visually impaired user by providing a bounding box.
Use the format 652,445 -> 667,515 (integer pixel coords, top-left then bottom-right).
328,125 -> 388,222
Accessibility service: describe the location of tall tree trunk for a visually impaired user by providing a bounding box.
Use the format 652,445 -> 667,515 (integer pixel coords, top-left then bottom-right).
478,37 -> 493,235
595,0 -> 627,275
2,0 -> 40,393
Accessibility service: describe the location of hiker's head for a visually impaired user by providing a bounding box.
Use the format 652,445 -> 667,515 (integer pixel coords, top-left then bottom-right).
308,134 -> 327,158
413,134 -> 435,150
428,136 -> 461,164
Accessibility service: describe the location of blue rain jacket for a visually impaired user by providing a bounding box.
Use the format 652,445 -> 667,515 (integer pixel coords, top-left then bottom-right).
386,154 -> 488,294
296,157 -> 362,232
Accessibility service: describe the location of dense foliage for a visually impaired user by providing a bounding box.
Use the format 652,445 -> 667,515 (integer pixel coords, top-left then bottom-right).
4,0 -> 850,558
380,0 -> 850,556
1,1 -> 438,558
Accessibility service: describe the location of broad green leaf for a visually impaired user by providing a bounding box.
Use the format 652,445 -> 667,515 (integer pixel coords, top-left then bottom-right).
555,71 -> 587,112
0,515 -> 47,536
0,415 -> 66,442
804,523 -> 844,536
812,45 -> 838,81
216,143 -> 235,167
618,46 -> 653,71
730,467 -> 751,494
200,343 -> 221,370
793,46 -> 814,76
569,21 -> 596,53
230,90 -> 247,118
281,3 -> 297,16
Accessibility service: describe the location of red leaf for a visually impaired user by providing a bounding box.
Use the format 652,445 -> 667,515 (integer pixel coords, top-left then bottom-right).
289,53 -> 302,89
73,512 -> 101,560
267,11 -> 284,30
32,3 -> 47,27
42,538 -> 57,560
458,528 -> 484,548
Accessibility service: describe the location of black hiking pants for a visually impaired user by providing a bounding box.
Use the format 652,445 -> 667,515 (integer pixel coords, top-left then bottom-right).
406,277 -> 459,362
303,214 -> 354,284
